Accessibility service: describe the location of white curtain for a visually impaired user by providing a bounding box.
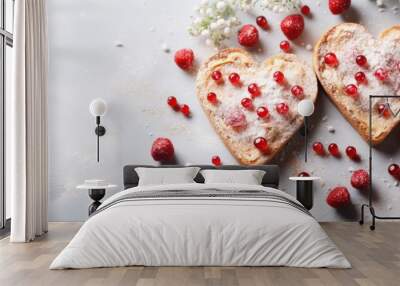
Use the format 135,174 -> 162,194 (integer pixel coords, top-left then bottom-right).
9,0 -> 48,242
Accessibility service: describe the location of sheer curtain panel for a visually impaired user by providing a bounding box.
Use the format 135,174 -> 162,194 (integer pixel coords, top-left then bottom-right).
9,0 -> 48,242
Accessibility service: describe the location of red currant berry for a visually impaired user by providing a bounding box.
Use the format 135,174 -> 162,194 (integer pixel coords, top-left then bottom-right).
211,70 -> 223,82
256,106 -> 269,118
346,146 -> 359,161
374,68 -> 388,81
256,16 -> 269,30
312,142 -> 325,156
167,96 -> 178,108
241,97 -> 253,109
276,103 -> 289,115
355,72 -> 366,84
298,172 -> 310,177
301,5 -> 311,15
388,164 -> 400,179
291,85 -> 304,99
229,73 -> 241,86
273,71 -> 285,84
356,55 -> 367,67
344,84 -> 358,98
248,83 -> 261,98
377,103 -> 390,118
207,92 -> 218,104
280,40 -> 291,53
254,137 -> 269,152
324,52 -> 339,67
211,155 -> 222,166
181,104 -> 190,117
328,143 -> 340,157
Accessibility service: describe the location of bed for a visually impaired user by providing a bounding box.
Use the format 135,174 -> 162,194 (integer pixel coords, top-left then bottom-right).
50,165 -> 350,269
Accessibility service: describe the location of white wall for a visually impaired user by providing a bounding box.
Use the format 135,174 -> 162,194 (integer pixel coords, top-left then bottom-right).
47,0 -> 400,221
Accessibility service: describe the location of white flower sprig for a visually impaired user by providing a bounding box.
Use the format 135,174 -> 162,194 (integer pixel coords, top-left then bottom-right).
256,0 -> 301,13
188,0 -> 302,47
188,0 -> 248,48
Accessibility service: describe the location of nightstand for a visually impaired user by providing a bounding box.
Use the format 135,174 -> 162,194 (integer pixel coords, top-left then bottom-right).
77,180 -> 117,215
289,176 -> 320,210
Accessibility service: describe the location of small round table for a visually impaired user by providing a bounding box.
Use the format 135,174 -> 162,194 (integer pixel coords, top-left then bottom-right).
77,183 -> 117,215
289,176 -> 320,210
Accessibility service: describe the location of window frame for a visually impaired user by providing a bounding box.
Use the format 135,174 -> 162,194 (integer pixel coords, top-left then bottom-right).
0,0 -> 13,232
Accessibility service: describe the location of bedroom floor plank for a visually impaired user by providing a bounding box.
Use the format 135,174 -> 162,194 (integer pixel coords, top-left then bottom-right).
1,222 -> 400,286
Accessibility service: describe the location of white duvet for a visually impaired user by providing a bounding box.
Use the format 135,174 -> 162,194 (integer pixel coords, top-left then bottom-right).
50,183 -> 351,269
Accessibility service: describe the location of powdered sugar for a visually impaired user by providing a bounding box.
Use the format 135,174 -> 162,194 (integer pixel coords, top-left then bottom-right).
319,25 -> 400,112
204,56 -> 313,145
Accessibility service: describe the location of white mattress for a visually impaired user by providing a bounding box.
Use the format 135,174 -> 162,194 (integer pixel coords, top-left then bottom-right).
50,183 -> 350,269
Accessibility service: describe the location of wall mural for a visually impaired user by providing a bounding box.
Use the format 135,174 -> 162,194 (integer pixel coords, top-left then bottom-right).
47,0 -> 400,221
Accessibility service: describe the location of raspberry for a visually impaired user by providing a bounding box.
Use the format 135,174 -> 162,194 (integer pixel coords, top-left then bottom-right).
327,187 -> 351,208
211,155 -> 222,166
224,107 -> 247,129
174,49 -> 194,70
280,14 -> 304,40
151,138 -> 174,162
238,24 -> 259,47
351,169 -> 370,190
329,0 -> 351,15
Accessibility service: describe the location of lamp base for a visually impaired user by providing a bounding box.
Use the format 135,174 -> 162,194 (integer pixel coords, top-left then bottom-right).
95,126 -> 106,136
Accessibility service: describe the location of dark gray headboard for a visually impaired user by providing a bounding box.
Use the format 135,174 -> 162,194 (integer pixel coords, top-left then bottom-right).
123,165 -> 280,189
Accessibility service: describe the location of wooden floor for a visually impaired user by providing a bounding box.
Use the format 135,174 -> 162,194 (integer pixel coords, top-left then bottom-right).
0,222 -> 399,286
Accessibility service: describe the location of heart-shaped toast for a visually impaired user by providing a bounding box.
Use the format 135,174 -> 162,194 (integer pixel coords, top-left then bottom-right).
314,23 -> 400,145
196,48 -> 318,165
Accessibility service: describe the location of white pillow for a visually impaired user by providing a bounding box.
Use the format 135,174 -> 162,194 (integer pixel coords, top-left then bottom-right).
135,167 -> 200,186
200,169 -> 266,185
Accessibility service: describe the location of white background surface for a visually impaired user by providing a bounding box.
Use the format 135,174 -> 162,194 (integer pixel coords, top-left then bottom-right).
47,0 -> 400,221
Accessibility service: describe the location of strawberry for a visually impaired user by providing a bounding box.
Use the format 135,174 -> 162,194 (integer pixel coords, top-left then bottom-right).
280,14 -> 304,40
351,169 -> 370,190
174,49 -> 194,70
151,138 -> 175,162
327,187 -> 351,208
329,0 -> 351,15
237,24 -> 259,47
